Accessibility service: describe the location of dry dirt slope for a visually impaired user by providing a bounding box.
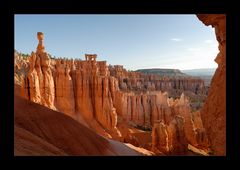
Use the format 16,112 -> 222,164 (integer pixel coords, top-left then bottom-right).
14,95 -> 144,156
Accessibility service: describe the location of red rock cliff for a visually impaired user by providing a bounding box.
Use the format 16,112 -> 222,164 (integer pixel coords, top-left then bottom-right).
17,34 -> 121,139
14,28 -> 215,155
197,14 -> 226,156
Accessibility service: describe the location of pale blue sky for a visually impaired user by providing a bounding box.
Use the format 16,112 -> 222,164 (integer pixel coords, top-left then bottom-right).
14,14 -> 218,70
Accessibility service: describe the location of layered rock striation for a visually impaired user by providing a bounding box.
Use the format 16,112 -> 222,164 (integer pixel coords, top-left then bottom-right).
109,65 -> 206,96
14,31 -> 211,155
24,49 -> 120,138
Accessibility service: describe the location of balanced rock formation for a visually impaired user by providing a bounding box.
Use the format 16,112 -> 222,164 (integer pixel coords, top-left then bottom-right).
24,33 -> 55,110
197,14 -> 226,155
14,31 -> 211,155
17,34 -> 121,139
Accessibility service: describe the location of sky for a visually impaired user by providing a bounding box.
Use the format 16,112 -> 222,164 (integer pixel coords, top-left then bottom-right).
14,14 -> 218,70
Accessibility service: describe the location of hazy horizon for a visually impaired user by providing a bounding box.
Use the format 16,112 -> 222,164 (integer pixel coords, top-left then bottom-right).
15,14 -> 218,70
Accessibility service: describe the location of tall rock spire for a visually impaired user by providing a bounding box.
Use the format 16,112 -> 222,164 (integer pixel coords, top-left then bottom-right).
36,32 -> 45,54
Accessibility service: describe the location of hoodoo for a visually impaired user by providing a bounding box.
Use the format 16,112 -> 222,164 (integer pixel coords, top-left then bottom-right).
14,13 -> 225,156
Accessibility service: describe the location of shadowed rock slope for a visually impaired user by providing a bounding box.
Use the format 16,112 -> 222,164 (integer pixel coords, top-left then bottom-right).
14,94 -> 144,156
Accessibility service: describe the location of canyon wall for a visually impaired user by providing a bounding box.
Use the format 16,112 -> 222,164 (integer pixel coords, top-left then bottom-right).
15,33 -> 121,139
197,14 -> 226,156
15,51 -> 209,154
14,31 -> 211,155
109,65 -> 206,96
14,14 -> 226,155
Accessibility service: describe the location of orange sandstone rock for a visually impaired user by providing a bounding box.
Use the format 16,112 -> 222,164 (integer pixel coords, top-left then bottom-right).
197,14 -> 226,155
14,30 -> 212,154
151,120 -> 169,154
55,60 -> 75,117
167,116 -> 188,155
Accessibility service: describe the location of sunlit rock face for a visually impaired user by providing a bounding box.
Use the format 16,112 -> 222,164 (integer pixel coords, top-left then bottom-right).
151,120 -> 169,154
149,94 -> 209,155
15,17 -> 224,155
55,59 -> 75,116
25,33 -> 55,110
197,14 -> 226,156
109,65 -> 206,96
22,41 -> 121,139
